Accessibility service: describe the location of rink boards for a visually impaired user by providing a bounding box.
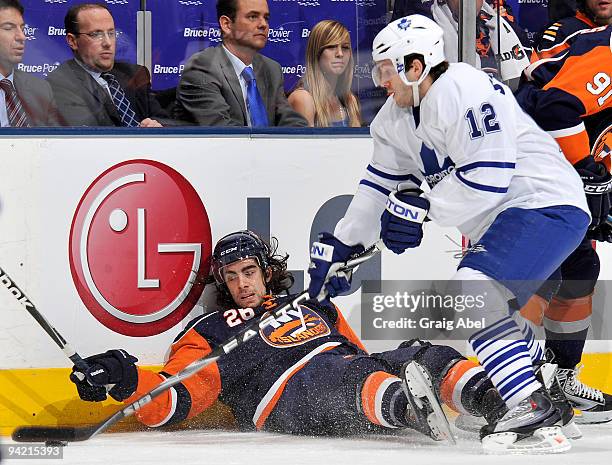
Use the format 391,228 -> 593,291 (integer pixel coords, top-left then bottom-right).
1,131 -> 611,435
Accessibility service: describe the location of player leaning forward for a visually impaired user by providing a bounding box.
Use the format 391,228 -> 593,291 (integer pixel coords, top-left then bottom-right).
70,230 -> 510,441
307,15 -> 591,453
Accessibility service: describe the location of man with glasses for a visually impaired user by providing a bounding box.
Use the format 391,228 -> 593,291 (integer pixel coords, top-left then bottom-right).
47,3 -> 165,127
0,0 -> 60,127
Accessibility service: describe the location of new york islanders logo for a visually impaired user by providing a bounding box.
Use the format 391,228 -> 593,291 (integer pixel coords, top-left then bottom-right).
592,123 -> 612,171
259,305 -> 331,348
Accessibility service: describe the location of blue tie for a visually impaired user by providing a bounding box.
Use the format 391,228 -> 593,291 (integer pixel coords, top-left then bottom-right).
241,67 -> 268,127
101,72 -> 139,127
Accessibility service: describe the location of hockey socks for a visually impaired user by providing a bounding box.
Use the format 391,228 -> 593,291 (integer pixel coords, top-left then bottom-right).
470,316 -> 541,408
360,371 -> 408,429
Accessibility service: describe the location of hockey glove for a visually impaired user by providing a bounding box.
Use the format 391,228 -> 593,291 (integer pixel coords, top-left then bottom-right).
587,212 -> 612,242
70,349 -> 138,402
307,232 -> 365,300
380,189 -> 429,254
574,156 -> 612,228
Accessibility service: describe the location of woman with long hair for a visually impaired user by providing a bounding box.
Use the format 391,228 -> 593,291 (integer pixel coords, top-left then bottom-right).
288,20 -> 361,127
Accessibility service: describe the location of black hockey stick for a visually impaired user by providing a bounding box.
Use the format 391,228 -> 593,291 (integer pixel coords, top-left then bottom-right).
12,240 -> 385,443
0,265 -> 89,372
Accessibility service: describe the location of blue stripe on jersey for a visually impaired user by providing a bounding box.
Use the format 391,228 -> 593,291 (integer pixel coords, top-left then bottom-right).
158,372 -> 192,426
360,179 -> 391,197
457,161 -> 516,171
455,171 -> 509,193
366,165 -> 421,185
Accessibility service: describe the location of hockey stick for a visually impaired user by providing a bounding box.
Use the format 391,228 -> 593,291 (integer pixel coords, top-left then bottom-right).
12,240 -> 385,443
0,265 -> 89,372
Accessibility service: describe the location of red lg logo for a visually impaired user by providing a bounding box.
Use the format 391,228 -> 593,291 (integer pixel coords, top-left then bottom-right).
69,160 -> 212,336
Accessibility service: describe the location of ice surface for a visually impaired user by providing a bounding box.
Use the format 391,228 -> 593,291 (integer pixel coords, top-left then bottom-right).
3,423 -> 612,465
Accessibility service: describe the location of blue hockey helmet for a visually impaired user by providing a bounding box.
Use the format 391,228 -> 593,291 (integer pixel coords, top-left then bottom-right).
211,230 -> 270,284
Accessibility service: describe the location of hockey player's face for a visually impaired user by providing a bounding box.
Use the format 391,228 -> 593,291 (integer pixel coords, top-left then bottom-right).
586,0 -> 612,24
223,258 -> 269,309
373,59 -> 414,107
0,7 -> 25,76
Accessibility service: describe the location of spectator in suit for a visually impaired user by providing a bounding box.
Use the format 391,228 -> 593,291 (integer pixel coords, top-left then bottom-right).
47,3 -> 165,127
174,0 -> 307,127
0,0 -> 60,127
288,20 -> 361,127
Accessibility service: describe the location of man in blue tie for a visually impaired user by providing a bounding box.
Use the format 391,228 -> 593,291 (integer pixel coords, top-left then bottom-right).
175,0 -> 307,127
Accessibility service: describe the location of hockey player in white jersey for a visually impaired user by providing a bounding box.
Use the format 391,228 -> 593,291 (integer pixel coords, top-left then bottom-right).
306,15 -> 591,453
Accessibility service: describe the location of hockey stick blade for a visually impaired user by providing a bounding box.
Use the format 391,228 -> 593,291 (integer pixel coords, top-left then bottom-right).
12,425 -> 97,443
12,241 -> 384,443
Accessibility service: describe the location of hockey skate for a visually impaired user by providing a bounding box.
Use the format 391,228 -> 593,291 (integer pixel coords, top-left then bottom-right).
535,362 -> 582,439
557,365 -> 612,424
401,361 -> 455,445
480,387 -> 571,454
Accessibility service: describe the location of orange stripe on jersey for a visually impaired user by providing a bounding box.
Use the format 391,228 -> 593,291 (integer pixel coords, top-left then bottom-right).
520,294 -> 549,326
439,359 -> 480,414
334,305 -> 367,352
125,328 -> 222,427
545,295 -> 593,322
555,130 -> 591,165
361,371 -> 399,426
543,45 -> 612,118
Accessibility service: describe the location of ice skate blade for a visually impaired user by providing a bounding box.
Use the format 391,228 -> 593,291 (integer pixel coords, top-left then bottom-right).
481,426 -> 571,454
574,409 -> 612,424
403,361 -> 456,445
454,414 -> 485,433
561,419 -> 582,439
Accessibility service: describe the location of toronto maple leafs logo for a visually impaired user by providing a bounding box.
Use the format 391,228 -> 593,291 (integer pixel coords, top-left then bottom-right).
398,18 -> 411,30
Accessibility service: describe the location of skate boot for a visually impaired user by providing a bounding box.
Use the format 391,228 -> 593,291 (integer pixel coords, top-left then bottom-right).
480,387 -> 571,454
557,365 -> 612,424
454,386 -> 507,433
401,361 -> 455,444
535,362 -> 582,439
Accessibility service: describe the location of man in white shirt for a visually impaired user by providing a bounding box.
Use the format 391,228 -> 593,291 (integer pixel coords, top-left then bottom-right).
175,0 -> 307,127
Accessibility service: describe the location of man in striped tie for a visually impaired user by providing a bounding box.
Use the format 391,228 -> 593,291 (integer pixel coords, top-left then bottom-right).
0,0 -> 61,128
47,3 -> 166,127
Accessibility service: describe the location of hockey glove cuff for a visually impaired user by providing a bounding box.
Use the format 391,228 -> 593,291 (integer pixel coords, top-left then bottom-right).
380,190 -> 429,254
574,156 -> 612,228
308,232 -> 365,300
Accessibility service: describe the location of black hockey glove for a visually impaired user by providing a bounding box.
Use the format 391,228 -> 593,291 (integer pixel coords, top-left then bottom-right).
587,210 -> 612,242
69,349 -> 138,402
574,156 -> 612,228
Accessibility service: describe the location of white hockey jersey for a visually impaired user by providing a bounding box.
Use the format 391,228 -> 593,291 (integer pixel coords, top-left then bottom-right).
335,63 -> 589,248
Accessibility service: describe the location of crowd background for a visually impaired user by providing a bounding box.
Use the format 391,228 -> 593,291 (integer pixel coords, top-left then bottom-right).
9,0 -> 553,125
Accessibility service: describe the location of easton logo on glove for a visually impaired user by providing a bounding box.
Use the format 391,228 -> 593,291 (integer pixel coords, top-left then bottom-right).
310,242 -> 335,262
386,191 -> 428,223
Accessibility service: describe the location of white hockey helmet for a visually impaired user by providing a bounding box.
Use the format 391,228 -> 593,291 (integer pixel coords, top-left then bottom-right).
371,15 -> 445,105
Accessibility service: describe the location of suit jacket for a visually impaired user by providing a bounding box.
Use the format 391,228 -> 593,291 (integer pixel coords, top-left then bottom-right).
46,59 -> 167,127
174,46 -> 307,127
9,70 -> 62,127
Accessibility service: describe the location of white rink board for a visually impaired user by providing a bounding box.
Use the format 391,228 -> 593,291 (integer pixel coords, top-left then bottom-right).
0,135 -> 610,369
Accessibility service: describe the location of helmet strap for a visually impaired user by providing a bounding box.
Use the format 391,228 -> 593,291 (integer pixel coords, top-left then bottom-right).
399,63 -> 431,107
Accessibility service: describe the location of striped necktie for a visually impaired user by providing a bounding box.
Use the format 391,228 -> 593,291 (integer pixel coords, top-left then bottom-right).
100,72 -> 138,127
0,79 -> 30,128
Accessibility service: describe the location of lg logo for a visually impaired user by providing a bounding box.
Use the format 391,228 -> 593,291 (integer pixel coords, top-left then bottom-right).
69,160 -> 212,336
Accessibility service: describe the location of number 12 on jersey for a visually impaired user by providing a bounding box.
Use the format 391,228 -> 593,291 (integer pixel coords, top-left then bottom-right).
465,103 -> 501,139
